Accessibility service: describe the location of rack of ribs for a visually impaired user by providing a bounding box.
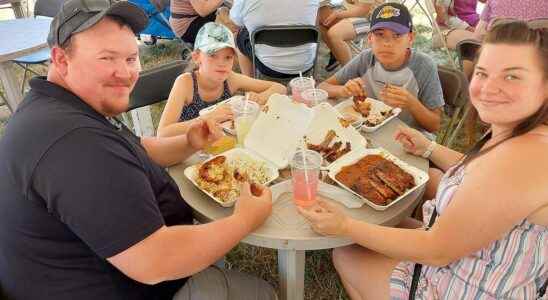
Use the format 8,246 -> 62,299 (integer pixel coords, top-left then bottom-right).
335,154 -> 416,206
307,130 -> 352,163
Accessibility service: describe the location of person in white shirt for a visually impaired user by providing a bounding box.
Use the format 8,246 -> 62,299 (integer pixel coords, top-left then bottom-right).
229,0 -> 320,78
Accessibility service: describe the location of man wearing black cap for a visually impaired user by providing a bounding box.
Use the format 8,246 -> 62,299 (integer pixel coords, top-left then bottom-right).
319,2 -> 445,134
0,1 -> 276,299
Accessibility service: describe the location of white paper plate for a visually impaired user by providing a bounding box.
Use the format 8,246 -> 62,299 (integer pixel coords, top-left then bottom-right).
184,148 -> 279,207
244,94 -> 315,169
305,102 -> 367,165
327,147 -> 429,211
334,97 -> 401,132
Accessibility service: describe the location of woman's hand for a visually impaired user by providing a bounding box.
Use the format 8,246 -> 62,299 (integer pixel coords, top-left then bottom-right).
393,126 -> 431,156
323,10 -> 341,27
298,199 -> 350,236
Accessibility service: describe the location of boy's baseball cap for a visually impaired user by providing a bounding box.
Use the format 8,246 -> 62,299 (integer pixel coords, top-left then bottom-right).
47,0 -> 148,47
194,22 -> 236,55
369,2 -> 413,34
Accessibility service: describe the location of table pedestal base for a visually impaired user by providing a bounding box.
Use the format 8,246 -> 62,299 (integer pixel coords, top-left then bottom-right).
278,249 -> 305,300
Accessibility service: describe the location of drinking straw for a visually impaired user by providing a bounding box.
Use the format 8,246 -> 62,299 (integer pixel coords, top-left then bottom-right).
243,92 -> 250,113
300,139 -> 312,201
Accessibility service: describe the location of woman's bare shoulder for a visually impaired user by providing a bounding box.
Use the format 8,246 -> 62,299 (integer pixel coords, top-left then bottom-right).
467,127 -> 548,190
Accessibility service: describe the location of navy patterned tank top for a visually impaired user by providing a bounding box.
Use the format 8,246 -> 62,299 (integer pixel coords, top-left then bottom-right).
179,71 -> 232,121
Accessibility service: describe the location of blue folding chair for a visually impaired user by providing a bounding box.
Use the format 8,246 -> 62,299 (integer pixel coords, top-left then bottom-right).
10,0 -> 63,93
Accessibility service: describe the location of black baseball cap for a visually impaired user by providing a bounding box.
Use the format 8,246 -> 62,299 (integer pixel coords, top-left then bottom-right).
47,0 -> 148,47
370,2 -> 413,35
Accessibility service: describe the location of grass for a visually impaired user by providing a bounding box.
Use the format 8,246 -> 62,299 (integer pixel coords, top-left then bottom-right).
0,6 -> 475,299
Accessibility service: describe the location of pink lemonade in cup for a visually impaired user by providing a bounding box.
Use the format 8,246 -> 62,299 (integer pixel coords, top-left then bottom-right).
290,149 -> 323,207
292,169 -> 320,207
289,77 -> 315,103
301,88 -> 328,107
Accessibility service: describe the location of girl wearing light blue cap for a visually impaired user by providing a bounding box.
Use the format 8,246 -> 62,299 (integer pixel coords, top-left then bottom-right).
158,22 -> 286,137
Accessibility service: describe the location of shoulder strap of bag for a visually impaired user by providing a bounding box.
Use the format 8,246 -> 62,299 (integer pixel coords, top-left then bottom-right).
408,209 -> 438,300
538,277 -> 547,298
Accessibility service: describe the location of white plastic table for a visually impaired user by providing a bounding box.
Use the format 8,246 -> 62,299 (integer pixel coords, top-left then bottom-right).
0,17 -> 51,111
168,117 -> 428,300
0,0 -> 26,18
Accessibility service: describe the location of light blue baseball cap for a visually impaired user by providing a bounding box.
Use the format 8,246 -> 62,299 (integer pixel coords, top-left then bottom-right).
194,22 -> 236,54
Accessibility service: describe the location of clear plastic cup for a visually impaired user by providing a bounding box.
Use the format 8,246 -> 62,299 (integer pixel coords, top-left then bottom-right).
290,149 -> 322,207
289,77 -> 315,103
204,135 -> 237,155
232,99 -> 260,146
301,88 -> 328,107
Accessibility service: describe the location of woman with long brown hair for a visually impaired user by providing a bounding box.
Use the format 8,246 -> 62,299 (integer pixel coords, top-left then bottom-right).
299,21 -> 548,299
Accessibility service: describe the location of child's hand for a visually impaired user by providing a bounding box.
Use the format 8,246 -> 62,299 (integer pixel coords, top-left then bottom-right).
204,104 -> 233,123
394,126 -> 430,156
379,84 -> 416,109
246,92 -> 267,105
339,78 -> 366,98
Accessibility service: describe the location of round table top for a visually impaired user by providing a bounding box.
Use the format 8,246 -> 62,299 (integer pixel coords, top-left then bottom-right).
0,18 -> 51,62
168,117 -> 429,251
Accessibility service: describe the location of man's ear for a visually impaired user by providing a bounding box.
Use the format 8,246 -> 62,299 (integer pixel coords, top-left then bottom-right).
50,47 -> 69,76
367,32 -> 374,45
407,31 -> 415,45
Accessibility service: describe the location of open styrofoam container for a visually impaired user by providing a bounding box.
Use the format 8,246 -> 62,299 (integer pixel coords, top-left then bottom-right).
305,102 -> 367,166
334,97 -> 401,132
327,147 -> 429,211
198,95 -> 243,116
184,147 -> 279,207
244,94 -> 315,169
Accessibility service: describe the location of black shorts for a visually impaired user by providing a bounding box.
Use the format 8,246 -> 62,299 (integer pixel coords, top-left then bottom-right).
180,11 -> 217,45
235,27 -> 298,79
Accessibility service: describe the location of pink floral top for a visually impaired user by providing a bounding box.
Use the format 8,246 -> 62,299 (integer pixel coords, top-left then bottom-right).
480,0 -> 548,27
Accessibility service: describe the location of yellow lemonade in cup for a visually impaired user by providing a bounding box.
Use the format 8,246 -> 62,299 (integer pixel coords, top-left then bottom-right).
235,116 -> 255,145
231,98 -> 259,146
204,135 -> 237,155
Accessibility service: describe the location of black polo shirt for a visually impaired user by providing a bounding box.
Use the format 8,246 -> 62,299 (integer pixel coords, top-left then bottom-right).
0,77 -> 193,300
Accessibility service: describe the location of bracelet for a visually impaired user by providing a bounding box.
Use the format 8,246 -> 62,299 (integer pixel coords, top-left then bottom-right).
421,140 -> 437,159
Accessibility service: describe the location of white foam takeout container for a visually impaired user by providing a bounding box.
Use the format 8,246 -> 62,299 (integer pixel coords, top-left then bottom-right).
334,97 -> 401,133
326,147 -> 429,211
244,94 -> 315,169
305,102 -> 367,166
198,95 -> 244,135
184,147 -> 280,207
